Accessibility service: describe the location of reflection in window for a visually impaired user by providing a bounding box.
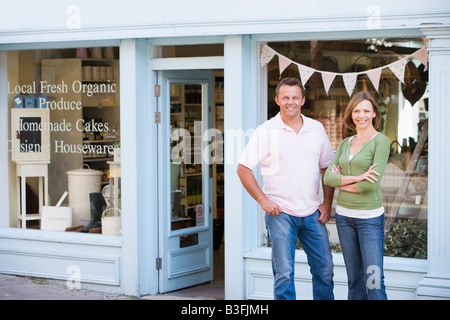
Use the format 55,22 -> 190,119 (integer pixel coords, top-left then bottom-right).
264,38 -> 428,259
7,47 -> 121,235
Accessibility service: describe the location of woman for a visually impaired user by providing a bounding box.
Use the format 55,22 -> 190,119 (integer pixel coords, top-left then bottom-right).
324,91 -> 390,300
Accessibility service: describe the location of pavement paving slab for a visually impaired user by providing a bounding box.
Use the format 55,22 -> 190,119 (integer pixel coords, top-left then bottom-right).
0,274 -> 132,300
0,273 -> 223,300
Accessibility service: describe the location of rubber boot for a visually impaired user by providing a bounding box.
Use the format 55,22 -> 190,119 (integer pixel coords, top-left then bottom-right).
81,192 -> 103,232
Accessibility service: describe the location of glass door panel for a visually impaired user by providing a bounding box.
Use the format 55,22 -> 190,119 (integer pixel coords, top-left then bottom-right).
170,84 -> 205,231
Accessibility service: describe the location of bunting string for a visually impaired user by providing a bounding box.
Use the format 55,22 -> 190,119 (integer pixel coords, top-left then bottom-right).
260,44 -> 428,97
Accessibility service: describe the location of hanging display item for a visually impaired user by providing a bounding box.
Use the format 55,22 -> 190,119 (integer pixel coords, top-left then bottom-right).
402,61 -> 428,107
260,44 -> 428,98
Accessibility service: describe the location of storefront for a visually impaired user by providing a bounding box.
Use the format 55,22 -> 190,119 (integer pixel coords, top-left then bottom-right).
0,0 -> 449,299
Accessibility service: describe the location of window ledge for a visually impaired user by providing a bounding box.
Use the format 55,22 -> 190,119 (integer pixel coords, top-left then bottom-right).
244,246 -> 428,274
0,227 -> 122,248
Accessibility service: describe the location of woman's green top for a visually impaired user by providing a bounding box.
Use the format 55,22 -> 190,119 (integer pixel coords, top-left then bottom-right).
324,133 -> 390,210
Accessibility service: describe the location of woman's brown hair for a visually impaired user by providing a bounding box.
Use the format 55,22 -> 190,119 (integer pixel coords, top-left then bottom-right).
343,91 -> 381,131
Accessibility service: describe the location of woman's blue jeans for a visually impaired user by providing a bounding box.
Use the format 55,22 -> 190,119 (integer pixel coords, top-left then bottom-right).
265,210 -> 334,300
335,213 -> 387,300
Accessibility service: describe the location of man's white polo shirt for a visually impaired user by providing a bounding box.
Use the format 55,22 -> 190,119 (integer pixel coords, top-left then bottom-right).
239,112 -> 334,217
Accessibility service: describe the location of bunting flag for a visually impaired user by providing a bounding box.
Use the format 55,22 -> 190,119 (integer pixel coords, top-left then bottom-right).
260,44 -> 428,97
278,54 -> 292,78
298,64 -> 315,87
388,59 -> 407,84
343,72 -> 358,97
366,68 -> 382,92
412,47 -> 428,71
321,72 -> 337,95
260,45 -> 277,67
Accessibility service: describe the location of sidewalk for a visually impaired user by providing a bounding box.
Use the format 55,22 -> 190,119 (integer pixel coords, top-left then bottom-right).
0,273 -> 223,300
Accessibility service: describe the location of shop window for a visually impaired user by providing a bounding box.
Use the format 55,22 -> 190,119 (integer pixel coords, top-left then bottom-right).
6,47 -> 121,235
262,38 -> 428,259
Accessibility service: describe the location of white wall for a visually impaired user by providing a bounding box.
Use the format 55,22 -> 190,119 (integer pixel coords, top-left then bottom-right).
0,228 -> 122,293
1,0 -> 449,44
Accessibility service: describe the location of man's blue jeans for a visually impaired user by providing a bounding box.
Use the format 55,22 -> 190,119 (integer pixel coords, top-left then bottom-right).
265,210 -> 334,300
335,213 -> 387,300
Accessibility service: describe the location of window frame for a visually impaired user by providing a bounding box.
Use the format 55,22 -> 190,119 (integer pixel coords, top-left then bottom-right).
0,41 -> 121,243
253,34 -> 429,263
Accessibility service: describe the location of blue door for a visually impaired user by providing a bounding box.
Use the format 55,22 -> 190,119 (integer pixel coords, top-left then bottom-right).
157,70 -> 213,293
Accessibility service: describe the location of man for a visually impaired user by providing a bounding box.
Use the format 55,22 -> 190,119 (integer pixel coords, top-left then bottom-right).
237,77 -> 335,300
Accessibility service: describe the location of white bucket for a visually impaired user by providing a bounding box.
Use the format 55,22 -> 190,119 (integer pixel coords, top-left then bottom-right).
67,165 -> 103,226
102,208 -> 121,235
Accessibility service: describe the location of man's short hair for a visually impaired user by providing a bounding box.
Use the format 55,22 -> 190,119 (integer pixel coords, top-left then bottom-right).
275,77 -> 305,98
